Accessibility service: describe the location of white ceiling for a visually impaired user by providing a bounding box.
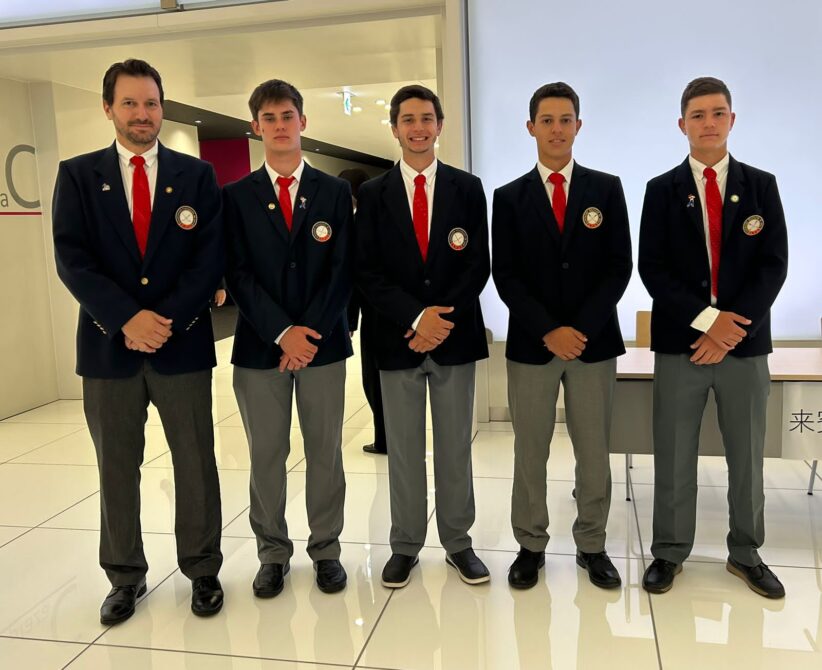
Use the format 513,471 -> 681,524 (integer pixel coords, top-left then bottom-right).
0,6 -> 442,159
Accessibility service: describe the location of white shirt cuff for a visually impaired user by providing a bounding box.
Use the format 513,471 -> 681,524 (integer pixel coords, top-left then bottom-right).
411,310 -> 424,331
690,306 -> 720,333
274,326 -> 292,345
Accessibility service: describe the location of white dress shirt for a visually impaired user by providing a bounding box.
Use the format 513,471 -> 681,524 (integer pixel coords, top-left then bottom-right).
399,159 -> 438,330
264,159 -> 306,344
115,140 -> 159,215
536,157 -> 574,203
688,153 -> 730,332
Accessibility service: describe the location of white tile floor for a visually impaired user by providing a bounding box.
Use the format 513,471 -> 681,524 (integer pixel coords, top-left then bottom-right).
2,336 -> 822,668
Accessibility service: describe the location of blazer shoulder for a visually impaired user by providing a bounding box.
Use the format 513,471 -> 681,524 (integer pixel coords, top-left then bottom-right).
583,166 -> 622,185
737,160 -> 776,184
440,162 -> 482,188
60,147 -> 108,172
645,165 -> 679,191
494,171 -> 533,198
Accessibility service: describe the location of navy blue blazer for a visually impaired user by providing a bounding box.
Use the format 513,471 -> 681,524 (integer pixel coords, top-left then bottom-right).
355,162 -> 490,370
52,142 -> 224,379
223,162 -> 353,369
492,163 -> 632,364
638,156 -> 788,357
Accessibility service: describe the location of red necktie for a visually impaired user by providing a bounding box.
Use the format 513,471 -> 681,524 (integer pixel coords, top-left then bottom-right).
276,175 -> 296,231
548,172 -> 566,233
130,155 -> 151,257
703,167 -> 722,300
413,173 -> 429,261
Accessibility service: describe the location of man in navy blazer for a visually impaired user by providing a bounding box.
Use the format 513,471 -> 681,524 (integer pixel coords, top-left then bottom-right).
492,82 -> 632,590
52,59 -> 224,624
356,85 -> 490,589
223,80 -> 352,598
639,77 -> 788,598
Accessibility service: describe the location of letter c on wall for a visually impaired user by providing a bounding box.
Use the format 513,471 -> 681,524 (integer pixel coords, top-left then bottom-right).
5,144 -> 40,209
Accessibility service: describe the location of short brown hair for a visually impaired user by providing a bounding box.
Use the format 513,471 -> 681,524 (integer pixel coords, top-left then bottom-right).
102,59 -> 164,106
680,77 -> 732,117
389,85 -> 444,127
529,82 -> 579,122
248,79 -> 304,121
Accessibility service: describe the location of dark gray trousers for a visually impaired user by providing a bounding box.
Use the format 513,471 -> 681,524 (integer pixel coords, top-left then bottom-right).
83,362 -> 222,587
650,353 -> 769,566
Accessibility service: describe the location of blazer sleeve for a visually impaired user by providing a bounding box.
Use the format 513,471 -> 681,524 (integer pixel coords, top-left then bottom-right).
491,186 -> 561,339
638,181 -> 708,326
570,177 -> 633,339
437,177 -> 490,315
355,182 -> 427,329
299,181 -> 354,338
223,185 -> 293,345
52,161 -> 142,338
154,164 -> 225,330
727,175 -> 788,336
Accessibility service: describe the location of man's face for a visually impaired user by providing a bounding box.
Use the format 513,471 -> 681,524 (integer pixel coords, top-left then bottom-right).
678,93 -> 735,155
527,97 -> 581,166
391,98 -> 443,158
252,99 -> 306,156
103,75 -> 163,154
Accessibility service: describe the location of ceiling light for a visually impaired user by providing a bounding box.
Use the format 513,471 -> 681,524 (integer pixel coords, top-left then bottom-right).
194,119 -> 202,124
384,104 -> 390,111
376,99 -> 386,105
245,131 -> 251,135
380,119 -> 389,125
352,106 -> 362,113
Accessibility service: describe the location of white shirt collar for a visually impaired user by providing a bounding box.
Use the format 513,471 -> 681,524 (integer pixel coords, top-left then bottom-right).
264,158 -> 305,184
689,153 -> 729,180
399,157 -> 437,183
536,157 -> 574,185
116,139 -> 159,167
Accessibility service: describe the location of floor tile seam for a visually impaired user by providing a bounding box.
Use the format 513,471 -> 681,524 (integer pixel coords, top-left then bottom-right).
352,589 -> 397,669
0,398 -> 80,421
221,504 -> 250,531
0,421 -> 87,427
30,489 -> 101,532
0,461 -> 100,469
0,425 -> 88,465
141,449 -> 172,467
88,641 -> 354,668
628,474 -> 663,670
0,633 -> 88,646
62,611 -> 130,669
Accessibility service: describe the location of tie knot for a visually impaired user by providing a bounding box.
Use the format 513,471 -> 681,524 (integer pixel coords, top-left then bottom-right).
130,155 -> 146,168
703,167 -> 717,181
548,172 -> 565,186
414,174 -> 426,187
276,175 -> 295,189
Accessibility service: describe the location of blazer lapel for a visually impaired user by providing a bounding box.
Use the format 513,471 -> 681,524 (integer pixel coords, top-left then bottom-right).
291,162 -> 319,243
143,143 -> 182,266
673,157 -> 706,242
561,162 -> 589,252
525,167 -> 561,245
93,143 -> 141,265
249,165 -> 289,242
722,155 -> 745,244
382,164 -> 424,265
427,161 -> 455,267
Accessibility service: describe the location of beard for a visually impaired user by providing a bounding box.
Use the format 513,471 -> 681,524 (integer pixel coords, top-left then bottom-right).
124,123 -> 159,147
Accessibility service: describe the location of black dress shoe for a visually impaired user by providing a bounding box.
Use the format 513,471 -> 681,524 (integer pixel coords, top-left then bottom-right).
508,547 -> 545,589
726,557 -> 785,599
315,559 -> 347,593
253,562 -> 289,598
381,553 -> 419,588
100,578 -> 147,625
362,443 -> 387,455
191,576 -> 224,616
446,548 -> 490,585
642,558 -> 682,594
576,551 -> 622,589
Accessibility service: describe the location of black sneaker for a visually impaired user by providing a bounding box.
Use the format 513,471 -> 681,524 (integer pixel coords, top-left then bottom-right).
576,551 -> 622,589
726,557 -> 785,599
445,548 -> 490,585
507,547 -> 545,589
381,554 -> 419,589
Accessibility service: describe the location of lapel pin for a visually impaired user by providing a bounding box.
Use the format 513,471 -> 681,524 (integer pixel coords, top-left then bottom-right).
730,194 -> 739,203
268,202 -> 276,210
687,194 -> 696,208
165,186 -> 173,194
101,183 -> 110,192
299,196 -> 307,210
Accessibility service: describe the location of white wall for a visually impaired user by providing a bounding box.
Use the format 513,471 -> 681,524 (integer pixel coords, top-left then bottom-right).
0,77 -> 58,418
469,0 -> 820,341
